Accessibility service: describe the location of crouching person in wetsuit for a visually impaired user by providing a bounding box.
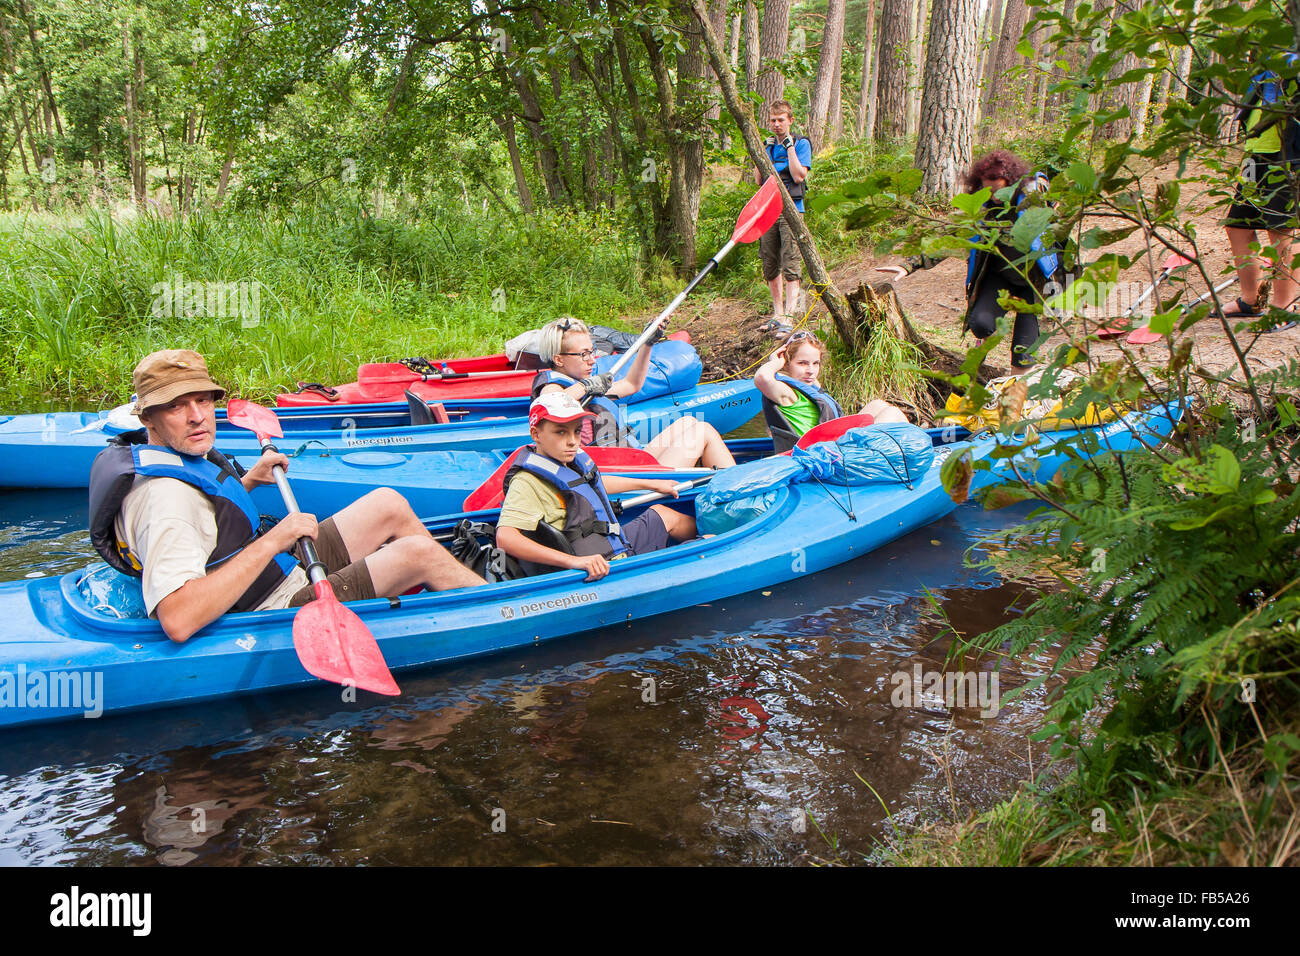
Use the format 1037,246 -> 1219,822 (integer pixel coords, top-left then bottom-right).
755,330 -> 909,453
88,349 -> 484,643
495,392 -> 697,581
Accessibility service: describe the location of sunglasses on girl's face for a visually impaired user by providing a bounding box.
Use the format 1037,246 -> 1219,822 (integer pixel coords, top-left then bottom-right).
558,349 -> 597,360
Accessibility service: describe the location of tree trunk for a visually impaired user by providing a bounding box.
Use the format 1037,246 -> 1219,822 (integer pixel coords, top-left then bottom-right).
691,0 -> 863,347
808,0 -> 847,151
830,42 -> 844,142
874,0 -> 913,139
977,0 -> 1003,85
728,12 -> 741,69
855,0 -> 878,139
757,0 -> 791,106
743,0 -> 760,93
985,0 -> 1027,123
495,111 -> 534,214
906,0 -> 931,136
640,24 -> 698,275
916,0 -> 979,198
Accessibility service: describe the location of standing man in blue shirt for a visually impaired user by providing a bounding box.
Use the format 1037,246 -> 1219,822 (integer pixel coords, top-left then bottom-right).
758,100 -> 813,326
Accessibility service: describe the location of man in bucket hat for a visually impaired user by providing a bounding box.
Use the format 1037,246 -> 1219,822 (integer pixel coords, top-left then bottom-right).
88,349 -> 483,643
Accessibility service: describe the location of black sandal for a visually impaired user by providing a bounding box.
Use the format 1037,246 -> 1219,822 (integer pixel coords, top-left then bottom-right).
1208,296 -> 1262,319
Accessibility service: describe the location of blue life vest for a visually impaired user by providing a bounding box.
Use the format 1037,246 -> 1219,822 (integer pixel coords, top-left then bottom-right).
88,431 -> 300,613
965,172 -> 1060,295
764,136 -> 812,205
761,373 -> 845,453
502,447 -> 631,574
530,370 -> 644,449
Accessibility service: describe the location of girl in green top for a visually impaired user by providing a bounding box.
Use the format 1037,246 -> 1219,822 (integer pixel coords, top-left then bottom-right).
755,331 -> 908,452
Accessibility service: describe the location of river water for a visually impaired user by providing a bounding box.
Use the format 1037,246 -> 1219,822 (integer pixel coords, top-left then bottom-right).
0,486 -> 1070,866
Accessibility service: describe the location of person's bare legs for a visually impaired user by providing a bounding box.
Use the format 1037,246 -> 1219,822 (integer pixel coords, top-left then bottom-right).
1267,227 -> 1298,309
645,416 -> 737,468
1225,226 -> 1264,313
785,278 -> 803,319
328,487 -> 484,592
859,399 -> 909,423
768,275 -> 786,320
649,504 -> 696,541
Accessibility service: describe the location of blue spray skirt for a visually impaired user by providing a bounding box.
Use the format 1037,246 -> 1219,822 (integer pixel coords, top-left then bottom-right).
0,404 -> 1182,728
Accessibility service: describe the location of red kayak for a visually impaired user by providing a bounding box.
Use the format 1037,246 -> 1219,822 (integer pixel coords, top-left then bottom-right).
276,332 -> 691,407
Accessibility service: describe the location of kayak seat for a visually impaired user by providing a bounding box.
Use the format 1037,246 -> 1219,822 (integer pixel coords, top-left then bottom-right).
405,390 -> 451,426
74,564 -> 150,619
497,521 -> 577,577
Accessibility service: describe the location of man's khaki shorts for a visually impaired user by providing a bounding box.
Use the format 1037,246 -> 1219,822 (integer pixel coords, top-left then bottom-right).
288,517 -> 377,605
759,216 -> 802,282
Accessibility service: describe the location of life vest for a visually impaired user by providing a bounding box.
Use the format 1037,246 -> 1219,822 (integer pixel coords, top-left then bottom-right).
501,447 -> 631,575
764,137 -> 810,203
761,373 -> 845,454
530,370 -> 643,448
88,430 -> 300,613
1239,54 -> 1300,161
965,171 -> 1061,297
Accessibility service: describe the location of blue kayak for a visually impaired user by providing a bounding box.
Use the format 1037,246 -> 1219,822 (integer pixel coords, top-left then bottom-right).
0,379 -> 760,489
0,404 -> 1182,729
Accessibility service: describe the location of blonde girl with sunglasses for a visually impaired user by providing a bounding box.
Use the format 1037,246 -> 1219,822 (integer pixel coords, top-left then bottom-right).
531,316 -> 736,469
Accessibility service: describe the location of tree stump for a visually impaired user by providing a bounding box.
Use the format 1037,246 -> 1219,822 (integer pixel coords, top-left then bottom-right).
847,279 -> 1006,421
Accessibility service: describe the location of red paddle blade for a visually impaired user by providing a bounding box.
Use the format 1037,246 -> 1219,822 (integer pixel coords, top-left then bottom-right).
795,413 -> 876,449
226,398 -> 284,439
586,445 -> 661,468
463,446 -> 527,512
358,362 -> 420,385
1127,327 -> 1164,345
732,177 -> 783,244
1163,252 -> 1194,271
293,580 -> 400,695
462,444 -> 665,511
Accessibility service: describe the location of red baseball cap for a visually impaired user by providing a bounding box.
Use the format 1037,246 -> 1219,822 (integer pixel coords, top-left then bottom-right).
529,392 -> 596,427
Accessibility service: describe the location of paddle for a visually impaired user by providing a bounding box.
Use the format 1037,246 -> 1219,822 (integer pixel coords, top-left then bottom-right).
614,475 -> 717,510
462,444 -> 669,512
603,177 -> 784,380
1096,252 -> 1193,338
226,399 -> 401,697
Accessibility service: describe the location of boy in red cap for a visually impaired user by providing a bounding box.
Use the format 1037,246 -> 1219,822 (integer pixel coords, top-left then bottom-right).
496,392 -> 697,580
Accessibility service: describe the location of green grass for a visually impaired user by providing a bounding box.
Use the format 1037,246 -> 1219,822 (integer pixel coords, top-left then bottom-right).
0,204 -> 652,409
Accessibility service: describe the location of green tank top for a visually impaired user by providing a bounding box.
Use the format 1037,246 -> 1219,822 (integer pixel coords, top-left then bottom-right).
782,391 -> 821,437
1245,106 -> 1283,154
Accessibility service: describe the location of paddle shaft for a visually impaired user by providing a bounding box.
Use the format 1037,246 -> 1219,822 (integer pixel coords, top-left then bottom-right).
1124,257 -> 1190,317
616,475 -> 715,509
604,238 -> 738,380
256,437 -> 327,583
1186,276 -> 1237,310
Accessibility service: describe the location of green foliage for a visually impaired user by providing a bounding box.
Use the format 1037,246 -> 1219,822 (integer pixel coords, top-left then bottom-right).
0,203 -> 649,408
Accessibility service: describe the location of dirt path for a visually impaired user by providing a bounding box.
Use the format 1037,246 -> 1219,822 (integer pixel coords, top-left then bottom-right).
668,160 -> 1300,407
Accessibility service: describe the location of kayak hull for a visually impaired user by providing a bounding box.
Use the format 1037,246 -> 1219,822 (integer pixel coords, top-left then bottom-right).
0,404 -> 1182,728
0,380 -> 761,490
